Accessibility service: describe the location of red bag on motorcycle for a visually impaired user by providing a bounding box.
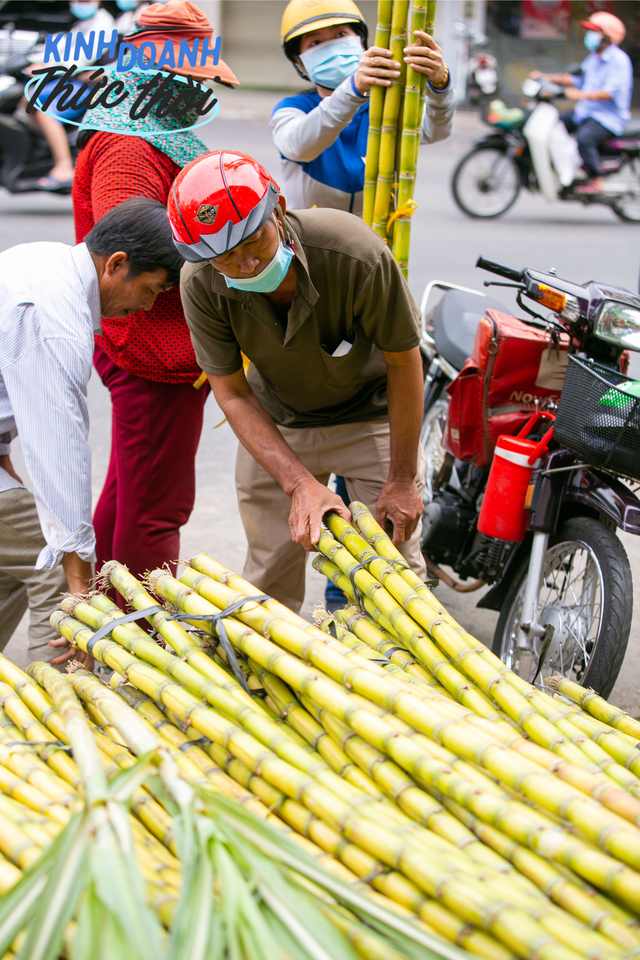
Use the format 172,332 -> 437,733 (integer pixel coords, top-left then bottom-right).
444,310 -> 569,467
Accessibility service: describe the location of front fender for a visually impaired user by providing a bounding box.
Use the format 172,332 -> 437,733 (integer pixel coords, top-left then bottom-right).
563,467 -> 640,534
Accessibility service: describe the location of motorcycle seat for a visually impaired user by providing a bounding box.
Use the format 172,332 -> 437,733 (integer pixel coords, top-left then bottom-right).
433,288 -> 508,371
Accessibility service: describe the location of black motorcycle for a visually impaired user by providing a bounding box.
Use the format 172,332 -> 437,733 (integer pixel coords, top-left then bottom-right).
0,27 -> 78,195
419,257 -> 640,697
451,78 -> 640,222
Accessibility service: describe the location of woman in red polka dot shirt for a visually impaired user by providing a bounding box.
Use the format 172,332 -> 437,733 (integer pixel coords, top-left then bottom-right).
72,0 -> 239,582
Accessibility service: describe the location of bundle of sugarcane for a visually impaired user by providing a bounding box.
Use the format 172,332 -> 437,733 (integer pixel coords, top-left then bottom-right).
363,0 -> 437,278
25,519 -> 640,960
0,652 -> 471,960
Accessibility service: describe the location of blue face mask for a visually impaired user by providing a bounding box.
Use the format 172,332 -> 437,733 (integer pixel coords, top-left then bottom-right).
584,30 -> 602,52
71,2 -> 99,19
116,0 -> 138,10
224,238 -> 294,293
299,35 -> 363,90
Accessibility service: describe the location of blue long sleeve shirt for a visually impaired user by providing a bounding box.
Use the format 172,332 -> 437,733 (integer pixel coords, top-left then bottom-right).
572,44 -> 633,135
271,75 -> 455,215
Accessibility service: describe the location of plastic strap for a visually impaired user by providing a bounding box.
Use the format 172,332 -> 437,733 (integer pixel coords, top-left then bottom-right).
165,595 -> 271,695
346,555 -> 411,613
86,605 -> 164,655
4,740 -> 71,751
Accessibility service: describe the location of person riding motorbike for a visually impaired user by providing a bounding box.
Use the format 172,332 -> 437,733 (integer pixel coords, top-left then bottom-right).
530,11 -> 632,196
271,0 -> 455,214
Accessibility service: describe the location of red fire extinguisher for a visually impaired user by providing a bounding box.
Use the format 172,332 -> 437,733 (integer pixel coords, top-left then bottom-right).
478,411 -> 555,543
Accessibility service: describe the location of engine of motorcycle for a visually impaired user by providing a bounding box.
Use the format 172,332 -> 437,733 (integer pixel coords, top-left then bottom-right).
421,497 -> 476,568
422,485 -> 514,584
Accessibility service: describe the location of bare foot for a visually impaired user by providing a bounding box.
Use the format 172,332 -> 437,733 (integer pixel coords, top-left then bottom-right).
575,177 -> 605,194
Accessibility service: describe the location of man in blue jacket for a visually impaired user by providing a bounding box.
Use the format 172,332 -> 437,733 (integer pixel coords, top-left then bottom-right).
533,11 -> 632,196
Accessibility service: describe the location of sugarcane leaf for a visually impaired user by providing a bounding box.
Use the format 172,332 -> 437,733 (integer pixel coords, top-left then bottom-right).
167,810 -> 216,960
197,792 -> 473,960
213,841 -> 243,960
106,750 -> 159,803
257,879 -> 358,960
73,885 -> 143,960
0,809 -> 87,955
0,867 -> 48,953
16,810 -> 90,960
90,816 -> 165,960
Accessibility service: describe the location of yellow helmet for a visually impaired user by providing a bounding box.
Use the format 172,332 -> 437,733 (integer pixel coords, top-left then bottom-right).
281,0 -> 367,46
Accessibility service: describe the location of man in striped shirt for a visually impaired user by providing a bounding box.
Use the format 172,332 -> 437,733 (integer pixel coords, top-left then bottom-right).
0,197 -> 182,666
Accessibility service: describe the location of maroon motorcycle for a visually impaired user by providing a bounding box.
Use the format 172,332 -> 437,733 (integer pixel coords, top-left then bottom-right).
419,256 -> 640,697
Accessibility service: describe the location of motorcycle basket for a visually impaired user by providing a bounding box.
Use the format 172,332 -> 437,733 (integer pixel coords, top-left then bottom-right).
554,356 -> 640,481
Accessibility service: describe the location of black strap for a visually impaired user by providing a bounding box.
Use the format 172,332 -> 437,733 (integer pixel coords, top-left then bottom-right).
86,605 -> 164,654
347,554 -> 428,613
165,595 -> 271,695
4,740 -> 71,751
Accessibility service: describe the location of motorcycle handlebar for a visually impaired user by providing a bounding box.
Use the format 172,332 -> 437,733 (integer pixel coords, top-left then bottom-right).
475,256 -> 523,283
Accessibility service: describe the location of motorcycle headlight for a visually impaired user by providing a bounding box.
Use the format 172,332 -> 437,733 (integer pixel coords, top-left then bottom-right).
595,300 -> 640,351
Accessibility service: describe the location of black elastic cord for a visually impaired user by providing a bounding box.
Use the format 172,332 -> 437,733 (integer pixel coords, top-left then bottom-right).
346,555 -> 412,613
5,740 -> 71,751
86,605 -> 164,654
165,595 -> 271,695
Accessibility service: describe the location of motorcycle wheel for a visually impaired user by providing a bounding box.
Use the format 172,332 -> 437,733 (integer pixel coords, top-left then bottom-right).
452,146 -> 521,219
492,517 -> 632,698
420,399 -> 449,505
612,160 -> 640,221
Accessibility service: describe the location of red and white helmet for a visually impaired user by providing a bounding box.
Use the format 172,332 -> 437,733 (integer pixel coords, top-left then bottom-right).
168,150 -> 281,262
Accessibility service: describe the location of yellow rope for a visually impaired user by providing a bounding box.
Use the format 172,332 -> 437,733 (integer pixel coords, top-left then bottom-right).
386,199 -> 418,235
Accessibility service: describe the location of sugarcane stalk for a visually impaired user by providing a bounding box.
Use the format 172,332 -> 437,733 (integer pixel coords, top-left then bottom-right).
64,598 -> 414,835
321,517 -> 639,785
252,663 -> 382,798
97,562 -> 259,710
545,676 -> 640,740
442,796 -> 640,954
138,574 -> 640,912
391,0 -> 428,275
348,506 -> 640,780
0,703 -> 81,791
335,607 -> 441,686
371,0 -> 409,238
363,1 -> 393,226
50,614 -> 630,955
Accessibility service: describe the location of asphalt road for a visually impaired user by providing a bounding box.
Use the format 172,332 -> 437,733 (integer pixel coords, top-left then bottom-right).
2,94 -> 639,711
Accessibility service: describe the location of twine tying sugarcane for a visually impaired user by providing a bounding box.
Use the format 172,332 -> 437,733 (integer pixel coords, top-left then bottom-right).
386,198 -> 418,234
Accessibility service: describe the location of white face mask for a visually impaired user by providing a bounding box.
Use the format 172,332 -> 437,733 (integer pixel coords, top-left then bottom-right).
299,35 -> 363,89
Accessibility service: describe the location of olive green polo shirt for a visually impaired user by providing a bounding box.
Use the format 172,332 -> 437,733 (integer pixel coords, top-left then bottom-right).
180,208 -> 421,429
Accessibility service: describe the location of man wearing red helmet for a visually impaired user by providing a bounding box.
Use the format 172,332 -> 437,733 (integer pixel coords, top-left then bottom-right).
170,150 -> 427,613
531,11 -> 632,195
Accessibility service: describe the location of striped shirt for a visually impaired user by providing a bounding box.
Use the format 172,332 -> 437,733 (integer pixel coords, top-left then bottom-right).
0,242 -> 100,569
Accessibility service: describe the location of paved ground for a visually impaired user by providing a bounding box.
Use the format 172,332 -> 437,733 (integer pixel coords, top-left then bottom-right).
2,94 -> 639,710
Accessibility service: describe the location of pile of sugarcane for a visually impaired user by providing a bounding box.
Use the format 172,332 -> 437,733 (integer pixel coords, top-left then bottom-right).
364,0 -> 436,277
4,505 -> 640,959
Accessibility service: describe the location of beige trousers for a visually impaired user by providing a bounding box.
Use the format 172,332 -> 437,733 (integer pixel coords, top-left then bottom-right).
236,420 -> 426,613
0,487 -> 68,664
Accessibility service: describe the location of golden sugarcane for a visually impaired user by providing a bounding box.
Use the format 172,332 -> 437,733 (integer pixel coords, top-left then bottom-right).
363,1 -> 393,226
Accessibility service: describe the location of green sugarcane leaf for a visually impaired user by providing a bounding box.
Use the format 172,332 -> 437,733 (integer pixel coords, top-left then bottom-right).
197,792 -> 473,960
0,869 -> 47,953
16,810 -> 90,960
261,906 -> 311,960
90,819 -> 165,960
0,809 -> 88,954
74,886 -> 144,960
205,911 -> 225,960
213,842 -> 243,960
168,812 -> 216,960
106,751 -> 159,803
